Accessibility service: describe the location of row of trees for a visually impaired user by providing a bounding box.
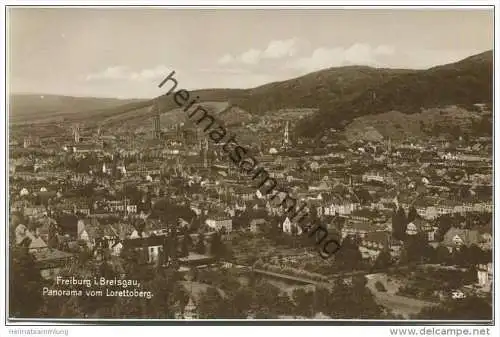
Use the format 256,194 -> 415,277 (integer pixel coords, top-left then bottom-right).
11,238 -> 491,320
393,206 -> 491,243
193,269 -> 397,319
10,220 -> 232,319
372,239 -> 491,268
413,295 -> 492,320
391,206 -> 418,241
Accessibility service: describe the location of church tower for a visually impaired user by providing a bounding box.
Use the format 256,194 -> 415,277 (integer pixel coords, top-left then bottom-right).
72,124 -> 80,143
282,121 -> 290,150
151,100 -> 161,139
202,139 -> 209,168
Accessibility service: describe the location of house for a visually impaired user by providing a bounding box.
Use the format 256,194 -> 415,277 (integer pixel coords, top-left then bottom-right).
475,225 -> 493,251
405,218 -> 435,241
106,240 -> 123,256
282,217 -> 303,235
122,236 -> 166,265
75,206 -> 91,216
308,181 -> 331,192
476,263 -> 493,291
454,203 -> 474,214
380,190 -> 399,205
107,200 -> 129,212
473,202 -> 493,213
359,231 -> 391,260
127,205 -> 138,213
205,216 -> 232,233
235,187 -> 256,201
36,216 -> 58,242
362,172 -> 385,183
72,142 -> 103,154
414,197 -> 439,220
175,281 -> 227,319
341,220 -> 372,238
441,227 -> 480,251
321,201 -> 359,216
249,219 -> 267,233
180,297 -> 198,319
29,235 -> 48,252
77,220 -> 92,247
24,206 -> 47,217
33,248 -> 74,280
418,206 -> 439,220
436,201 -> 455,216
15,224 -> 29,245
101,236 -> 123,256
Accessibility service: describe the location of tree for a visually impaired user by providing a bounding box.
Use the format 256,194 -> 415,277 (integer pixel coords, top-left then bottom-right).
180,233 -> 191,257
197,287 -> 226,319
195,233 -> 206,254
131,218 -> 146,238
226,288 -> 252,318
435,245 -> 452,265
209,231 -> 227,259
392,206 -> 407,241
332,214 -> 345,232
10,243 -> 44,318
292,288 -> 314,317
47,222 -> 59,249
467,244 -> 488,266
405,232 -> 429,264
164,231 -> 179,261
275,292 -> 295,316
173,285 -> 190,316
150,199 -> 196,224
297,158 -> 306,171
39,249 -> 121,318
123,185 -> 142,204
109,264 -> 182,319
254,309 -> 278,319
252,281 -> 282,317
354,187 -> 372,205
325,276 -> 384,319
312,286 -> 334,315
373,249 -> 392,270
56,213 -> 78,237
435,215 -> 453,241
413,296 -> 492,320
336,235 -> 363,270
452,245 -> 472,267
408,206 -> 418,222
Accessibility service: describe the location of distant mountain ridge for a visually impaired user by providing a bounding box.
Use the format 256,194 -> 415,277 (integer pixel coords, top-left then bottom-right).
296,50 -> 493,137
76,65 -> 412,126
9,66 -> 410,126
9,94 -> 145,125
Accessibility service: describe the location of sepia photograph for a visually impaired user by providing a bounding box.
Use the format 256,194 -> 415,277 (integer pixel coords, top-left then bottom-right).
4,4 -> 495,326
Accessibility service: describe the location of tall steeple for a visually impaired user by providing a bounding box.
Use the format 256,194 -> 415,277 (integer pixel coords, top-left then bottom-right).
282,121 -> 290,150
72,124 -> 80,143
152,100 -> 161,139
203,139 -> 209,168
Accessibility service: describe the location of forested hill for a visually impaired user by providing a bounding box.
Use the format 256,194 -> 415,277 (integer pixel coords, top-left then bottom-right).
295,50 -> 493,138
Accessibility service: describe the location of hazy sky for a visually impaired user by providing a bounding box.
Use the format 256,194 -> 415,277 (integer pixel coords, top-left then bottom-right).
8,8 -> 493,99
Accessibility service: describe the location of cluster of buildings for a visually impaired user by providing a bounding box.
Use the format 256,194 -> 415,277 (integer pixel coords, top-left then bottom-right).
9,107 -> 493,316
